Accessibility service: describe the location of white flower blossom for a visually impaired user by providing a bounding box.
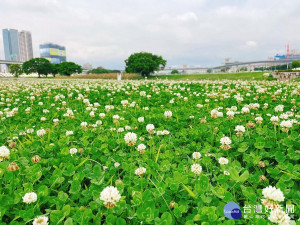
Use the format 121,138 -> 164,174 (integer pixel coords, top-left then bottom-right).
268,209 -> 290,225
0,146 -> 10,158
33,215 -> 49,225
135,167 -> 146,176
22,192 -> 37,204
191,164 -> 202,175
124,132 -> 137,146
100,186 -> 121,208
192,152 -> 201,160
37,129 -> 46,137
218,157 -> 229,165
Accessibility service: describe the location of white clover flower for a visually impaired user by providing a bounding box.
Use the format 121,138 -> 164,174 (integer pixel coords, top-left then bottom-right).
274,105 -> 284,112
146,124 -> 155,133
268,209 -> 290,225
125,125 -> 131,130
279,113 -> 289,119
218,157 -> 229,165
162,130 -> 170,135
231,106 -> 237,111
113,115 -> 120,120
270,116 -> 279,122
53,118 -> 59,123
280,120 -> 293,128
100,186 -> 121,208
217,112 -> 223,117
37,129 -> 46,137
22,192 -> 37,204
124,132 -> 137,146
117,128 -> 124,133
224,171 -> 230,175
81,122 -> 88,127
210,109 -> 218,118
164,111 -> 172,118
66,131 -> 73,136
33,215 -> 49,225
40,117 -> 46,121
135,167 -> 146,177
235,125 -> 245,133
103,166 -> 108,171
99,113 -> 105,118
157,131 -> 163,135
191,164 -> 202,175
226,110 -> 235,117
262,186 -> 285,202
0,146 -> 10,158
192,152 -> 201,160
255,117 -> 263,122
114,162 -> 120,168
26,128 -> 34,134
19,131 -> 26,136
220,136 -> 232,145
121,100 -> 129,106
137,144 -> 146,153
140,91 -> 146,96
96,120 -> 102,125
69,148 -> 78,156
241,107 -> 250,114
89,111 -> 95,117
138,117 -> 144,122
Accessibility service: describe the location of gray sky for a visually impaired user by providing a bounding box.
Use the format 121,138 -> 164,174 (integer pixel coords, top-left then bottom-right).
1,0 -> 300,69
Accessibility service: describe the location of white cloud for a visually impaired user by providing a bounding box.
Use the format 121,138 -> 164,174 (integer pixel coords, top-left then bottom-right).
245,41 -> 258,47
0,0 -> 300,68
176,12 -> 198,22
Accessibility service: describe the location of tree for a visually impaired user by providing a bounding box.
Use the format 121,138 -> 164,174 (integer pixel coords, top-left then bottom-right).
9,64 -> 22,77
207,69 -> 212,73
58,62 -> 82,76
87,68 -> 120,74
51,63 -> 60,77
221,67 -> 228,72
125,52 -> 167,76
240,67 -> 248,72
291,60 -> 300,69
22,58 -> 52,78
171,69 -> 179,74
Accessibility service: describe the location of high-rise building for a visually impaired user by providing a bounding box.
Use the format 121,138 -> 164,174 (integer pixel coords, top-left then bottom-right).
2,29 -> 34,62
2,29 -> 20,61
19,31 -> 33,62
40,43 -> 66,64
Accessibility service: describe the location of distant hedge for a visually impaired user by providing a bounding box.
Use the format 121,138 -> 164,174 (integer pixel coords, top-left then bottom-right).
87,68 -> 120,74
276,70 -> 300,72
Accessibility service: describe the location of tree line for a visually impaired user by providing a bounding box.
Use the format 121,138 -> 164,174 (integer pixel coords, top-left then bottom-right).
9,58 -> 82,78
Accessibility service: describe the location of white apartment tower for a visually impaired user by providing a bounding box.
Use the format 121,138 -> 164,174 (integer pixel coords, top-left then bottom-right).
18,30 -> 33,62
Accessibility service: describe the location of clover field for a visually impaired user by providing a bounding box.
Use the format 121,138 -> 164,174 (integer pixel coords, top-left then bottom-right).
0,79 -> 299,225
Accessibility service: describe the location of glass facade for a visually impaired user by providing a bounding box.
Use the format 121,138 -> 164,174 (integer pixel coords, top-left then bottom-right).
39,43 -> 66,64
2,29 -> 20,61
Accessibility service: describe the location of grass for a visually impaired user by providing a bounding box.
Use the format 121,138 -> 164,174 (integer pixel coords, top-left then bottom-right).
53,72 -> 265,81
148,72 -> 265,80
293,76 -> 300,81
55,73 -> 140,80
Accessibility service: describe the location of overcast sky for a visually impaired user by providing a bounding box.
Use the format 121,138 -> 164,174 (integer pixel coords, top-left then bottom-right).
1,0 -> 300,69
